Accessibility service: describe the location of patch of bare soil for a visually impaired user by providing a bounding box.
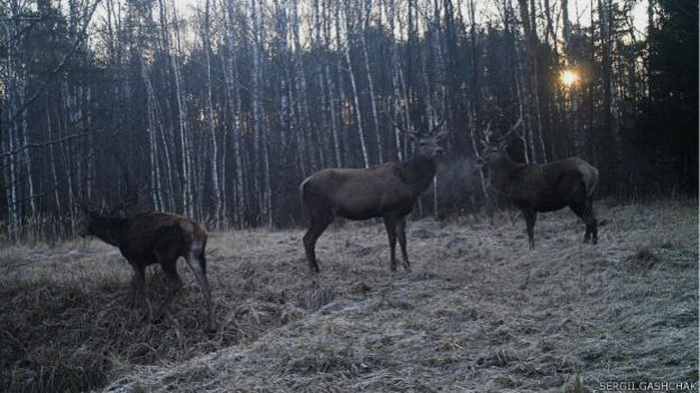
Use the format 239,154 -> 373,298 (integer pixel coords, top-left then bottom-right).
1,200 -> 697,392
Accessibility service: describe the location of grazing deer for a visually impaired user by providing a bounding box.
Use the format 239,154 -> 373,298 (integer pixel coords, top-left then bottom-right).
478,139 -> 599,248
79,208 -> 215,331
300,118 -> 447,273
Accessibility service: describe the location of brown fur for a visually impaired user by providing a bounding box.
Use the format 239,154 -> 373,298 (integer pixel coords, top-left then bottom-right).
301,126 -> 447,273
79,209 -> 215,331
480,144 -> 599,248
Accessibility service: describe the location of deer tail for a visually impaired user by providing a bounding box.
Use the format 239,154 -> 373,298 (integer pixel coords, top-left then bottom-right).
580,165 -> 599,200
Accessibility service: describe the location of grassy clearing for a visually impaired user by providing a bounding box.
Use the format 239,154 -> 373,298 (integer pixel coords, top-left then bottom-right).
0,199 -> 697,392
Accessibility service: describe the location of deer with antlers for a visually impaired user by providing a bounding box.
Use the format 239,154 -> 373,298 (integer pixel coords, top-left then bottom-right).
300,117 -> 448,273
477,120 -> 599,248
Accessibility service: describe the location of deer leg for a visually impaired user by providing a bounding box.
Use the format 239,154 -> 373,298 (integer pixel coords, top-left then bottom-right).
153,258 -> 183,324
570,201 -> 598,244
127,273 -> 140,307
185,250 -> 216,332
583,200 -> 598,244
396,216 -> 411,272
383,216 -> 399,272
303,212 -> 333,273
523,209 -> 537,249
129,263 -> 152,322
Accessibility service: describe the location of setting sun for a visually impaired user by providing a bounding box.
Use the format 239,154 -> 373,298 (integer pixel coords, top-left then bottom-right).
560,70 -> 580,86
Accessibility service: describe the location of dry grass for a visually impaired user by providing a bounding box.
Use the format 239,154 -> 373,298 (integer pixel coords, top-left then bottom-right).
0,199 -> 697,392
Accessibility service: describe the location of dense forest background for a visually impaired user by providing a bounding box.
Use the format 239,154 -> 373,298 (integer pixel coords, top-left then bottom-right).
1,0 -> 697,239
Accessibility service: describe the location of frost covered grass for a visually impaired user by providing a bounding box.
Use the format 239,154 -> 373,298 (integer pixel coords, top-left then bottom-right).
1,199 -> 697,392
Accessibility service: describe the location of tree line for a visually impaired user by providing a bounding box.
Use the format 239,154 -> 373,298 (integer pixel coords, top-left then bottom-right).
1,0 -> 697,240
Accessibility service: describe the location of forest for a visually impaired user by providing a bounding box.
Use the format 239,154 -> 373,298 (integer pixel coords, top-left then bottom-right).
1,0 -> 697,239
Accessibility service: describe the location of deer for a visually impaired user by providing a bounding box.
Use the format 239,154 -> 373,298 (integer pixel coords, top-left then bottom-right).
78,207 -> 215,331
477,124 -> 599,249
300,117 -> 447,273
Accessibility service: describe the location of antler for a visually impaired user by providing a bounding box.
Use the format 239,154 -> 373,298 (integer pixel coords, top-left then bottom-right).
385,112 -> 420,138
428,117 -> 447,137
109,193 -> 141,217
496,116 -> 523,144
480,120 -> 493,148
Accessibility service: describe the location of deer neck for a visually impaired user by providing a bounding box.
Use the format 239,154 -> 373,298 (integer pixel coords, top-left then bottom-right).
90,215 -> 127,248
404,155 -> 437,196
488,156 -> 523,193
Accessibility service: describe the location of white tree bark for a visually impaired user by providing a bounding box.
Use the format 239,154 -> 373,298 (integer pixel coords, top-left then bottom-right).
360,0 -> 383,163
343,4 -> 370,168
222,0 -> 246,227
203,0 -> 223,227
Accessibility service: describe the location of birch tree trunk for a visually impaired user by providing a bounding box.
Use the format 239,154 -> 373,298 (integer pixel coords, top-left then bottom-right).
2,51 -> 21,235
386,0 -> 402,161
343,3 -> 370,168
597,0 -> 618,191
159,0 -> 194,217
319,0 -> 342,167
250,0 -> 272,226
141,56 -> 165,211
361,0 -> 383,163
562,0 -> 570,55
324,64 -> 343,167
19,85 -> 37,217
222,0 -> 246,227
291,0 -> 316,171
60,77 -> 77,217
46,103 -> 62,214
203,0 -> 223,227
334,1 -> 351,167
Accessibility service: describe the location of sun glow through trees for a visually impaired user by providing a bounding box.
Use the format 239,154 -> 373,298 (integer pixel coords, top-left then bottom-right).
560,70 -> 580,87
